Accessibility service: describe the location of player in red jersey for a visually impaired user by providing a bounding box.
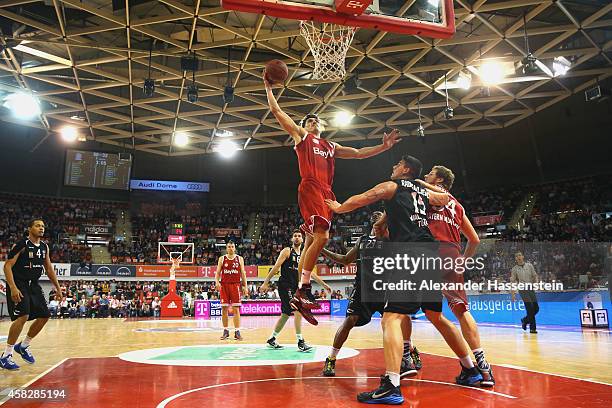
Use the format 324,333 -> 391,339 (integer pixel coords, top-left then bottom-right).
215,241 -> 249,341
265,74 -> 400,324
417,165 -> 495,386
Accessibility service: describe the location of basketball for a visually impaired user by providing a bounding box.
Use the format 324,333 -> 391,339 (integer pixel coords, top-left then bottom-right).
265,59 -> 289,84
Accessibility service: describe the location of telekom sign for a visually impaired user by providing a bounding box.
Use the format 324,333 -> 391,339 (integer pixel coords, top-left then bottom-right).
335,0 -> 372,15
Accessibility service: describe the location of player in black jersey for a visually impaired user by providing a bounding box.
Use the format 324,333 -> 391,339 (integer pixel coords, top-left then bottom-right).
1,219 -> 62,371
260,230 -> 331,350
327,155 -> 481,404
320,211 -> 419,378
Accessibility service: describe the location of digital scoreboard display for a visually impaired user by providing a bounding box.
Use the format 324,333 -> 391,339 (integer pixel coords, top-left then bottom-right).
169,223 -> 184,235
64,149 -> 132,190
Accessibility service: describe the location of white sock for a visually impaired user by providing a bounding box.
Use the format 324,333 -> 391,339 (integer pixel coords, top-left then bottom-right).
223,326 -> 228,331
459,355 -> 474,368
21,336 -> 32,348
3,344 -> 14,357
271,331 -> 279,339
300,270 -> 312,285
234,327 -> 240,332
296,333 -> 303,341
329,347 -> 340,359
386,371 -> 401,387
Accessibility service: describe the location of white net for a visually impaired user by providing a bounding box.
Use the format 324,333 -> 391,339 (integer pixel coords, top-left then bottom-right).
300,21 -> 357,81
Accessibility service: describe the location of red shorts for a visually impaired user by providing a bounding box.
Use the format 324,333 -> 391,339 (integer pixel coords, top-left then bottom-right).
298,180 -> 335,236
439,244 -> 469,315
220,283 -> 242,307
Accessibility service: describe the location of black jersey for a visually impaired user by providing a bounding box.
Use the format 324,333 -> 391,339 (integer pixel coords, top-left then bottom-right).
7,238 -> 49,281
354,234 -> 377,280
385,179 -> 435,242
278,247 -> 300,288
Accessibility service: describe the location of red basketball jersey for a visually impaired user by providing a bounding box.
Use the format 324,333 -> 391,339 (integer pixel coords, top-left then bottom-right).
427,192 -> 464,248
219,255 -> 241,284
294,133 -> 336,189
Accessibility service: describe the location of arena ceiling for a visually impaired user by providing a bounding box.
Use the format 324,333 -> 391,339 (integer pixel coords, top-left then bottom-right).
0,0 -> 610,156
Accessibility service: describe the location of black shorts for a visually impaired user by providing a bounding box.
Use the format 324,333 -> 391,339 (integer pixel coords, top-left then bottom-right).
347,281 -> 384,327
383,291 -> 443,315
6,279 -> 51,322
278,281 -> 298,316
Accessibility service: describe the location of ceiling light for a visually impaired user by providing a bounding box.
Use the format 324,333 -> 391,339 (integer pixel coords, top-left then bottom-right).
143,78 -> 155,97
553,56 -> 571,77
174,132 -> 189,147
187,85 -> 198,103
334,110 -> 354,127
479,61 -> 506,85
216,129 -> 233,138
60,126 -> 78,143
215,140 -> 238,159
4,92 -> 41,120
457,70 -> 472,90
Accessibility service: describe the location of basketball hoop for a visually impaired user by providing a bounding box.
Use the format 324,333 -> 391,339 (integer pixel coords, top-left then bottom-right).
300,21 -> 357,81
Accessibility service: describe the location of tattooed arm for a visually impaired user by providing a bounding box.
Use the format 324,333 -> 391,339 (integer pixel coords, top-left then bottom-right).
325,181 -> 397,214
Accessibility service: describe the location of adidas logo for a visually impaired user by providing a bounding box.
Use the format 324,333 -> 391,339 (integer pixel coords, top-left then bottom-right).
168,301 -> 177,309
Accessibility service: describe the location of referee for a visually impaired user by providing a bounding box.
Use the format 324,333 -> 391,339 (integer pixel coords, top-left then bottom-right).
510,251 -> 539,334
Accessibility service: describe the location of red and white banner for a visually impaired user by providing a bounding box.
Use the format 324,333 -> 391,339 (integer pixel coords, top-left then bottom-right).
316,263 -> 357,276
136,264 -> 200,278
472,214 -> 503,226
167,235 -> 186,243
0,279 -> 6,296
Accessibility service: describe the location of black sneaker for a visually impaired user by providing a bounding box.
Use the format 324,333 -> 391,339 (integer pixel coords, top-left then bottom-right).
530,329 -> 538,334
220,329 -> 230,340
478,363 -> 495,387
267,337 -> 283,349
410,346 -> 422,370
357,375 -> 403,405
400,355 -> 417,378
322,357 -> 336,377
297,339 -> 313,352
521,318 -> 527,331
455,363 -> 483,386
234,330 -> 243,341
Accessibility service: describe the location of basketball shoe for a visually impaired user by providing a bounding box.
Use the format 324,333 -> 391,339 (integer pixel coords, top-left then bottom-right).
297,339 -> 313,352
267,337 -> 283,349
322,357 -> 336,377
220,329 -> 230,340
14,343 -> 35,364
357,375 -> 403,405
0,354 -> 19,371
455,363 -> 483,386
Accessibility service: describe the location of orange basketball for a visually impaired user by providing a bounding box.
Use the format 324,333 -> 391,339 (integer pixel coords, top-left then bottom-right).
265,59 -> 289,84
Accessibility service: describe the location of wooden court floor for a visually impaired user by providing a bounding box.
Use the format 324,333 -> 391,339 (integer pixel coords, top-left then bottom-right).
0,316 -> 610,407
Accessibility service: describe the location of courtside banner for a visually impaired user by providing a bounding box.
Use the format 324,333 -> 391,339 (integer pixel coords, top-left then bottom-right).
0,279 -> 6,296
239,300 -> 331,316
316,263 -> 357,276
71,264 -> 136,277
135,265 -> 199,278
40,263 -> 71,280
130,179 -> 209,192
258,265 -> 273,278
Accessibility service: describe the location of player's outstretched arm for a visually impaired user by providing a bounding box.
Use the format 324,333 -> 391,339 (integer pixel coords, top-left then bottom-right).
3,246 -> 24,303
460,214 -> 480,259
239,256 -> 249,297
264,72 -> 305,145
311,269 -> 332,294
260,248 -> 290,293
44,244 -> 62,300
325,181 -> 397,214
321,248 -> 349,266
335,129 -> 400,159
414,179 -> 446,193
214,256 -> 223,288
428,191 -> 450,207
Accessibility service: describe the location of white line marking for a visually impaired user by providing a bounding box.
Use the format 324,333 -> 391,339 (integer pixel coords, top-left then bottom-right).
0,358 -> 68,406
156,376 -> 517,407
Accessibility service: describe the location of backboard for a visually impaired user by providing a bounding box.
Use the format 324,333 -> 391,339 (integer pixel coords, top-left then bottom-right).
221,0 -> 455,38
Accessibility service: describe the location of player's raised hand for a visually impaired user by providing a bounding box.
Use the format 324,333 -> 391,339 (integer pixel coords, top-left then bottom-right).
383,129 -> 400,148
263,69 -> 272,89
325,199 -> 342,213
323,283 -> 332,295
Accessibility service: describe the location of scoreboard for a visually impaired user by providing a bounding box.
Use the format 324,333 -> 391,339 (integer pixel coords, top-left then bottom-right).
169,223 -> 184,235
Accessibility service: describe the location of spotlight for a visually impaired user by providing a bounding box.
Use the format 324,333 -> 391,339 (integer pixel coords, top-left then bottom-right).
457,70 -> 472,90
444,106 -> 454,120
216,129 -> 233,138
553,56 -> 571,77
479,61 -> 505,85
4,92 -> 41,120
143,78 -> 155,97
60,126 -> 78,143
521,54 -> 539,75
334,110 -> 354,127
223,85 -> 234,104
187,85 -> 198,103
215,140 -> 238,159
174,132 -> 189,147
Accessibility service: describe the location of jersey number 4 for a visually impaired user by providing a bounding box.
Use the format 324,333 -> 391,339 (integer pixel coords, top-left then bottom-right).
433,199 -> 457,218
